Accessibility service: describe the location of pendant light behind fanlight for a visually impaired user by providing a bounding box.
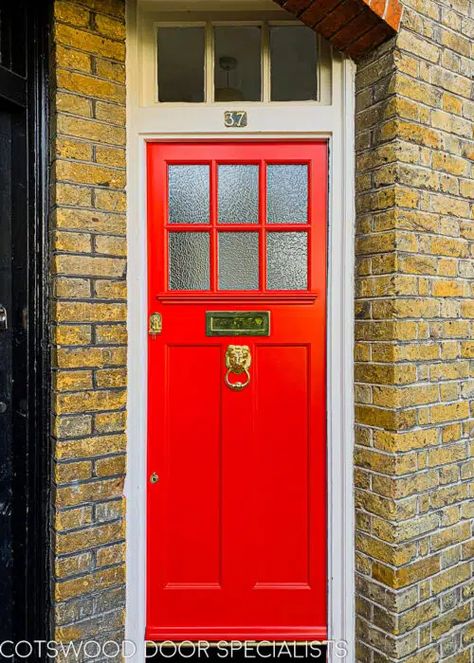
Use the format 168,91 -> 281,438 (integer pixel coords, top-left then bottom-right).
215,56 -> 244,101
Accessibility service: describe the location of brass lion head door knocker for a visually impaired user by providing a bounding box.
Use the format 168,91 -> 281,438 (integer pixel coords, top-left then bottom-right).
225,345 -> 251,391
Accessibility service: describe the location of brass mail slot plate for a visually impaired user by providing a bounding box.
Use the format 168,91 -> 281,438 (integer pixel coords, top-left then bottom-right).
206,311 -> 270,337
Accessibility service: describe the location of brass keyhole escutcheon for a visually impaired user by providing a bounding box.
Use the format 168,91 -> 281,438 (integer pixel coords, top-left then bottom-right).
149,312 -> 162,336
225,345 -> 251,391
149,472 -> 159,484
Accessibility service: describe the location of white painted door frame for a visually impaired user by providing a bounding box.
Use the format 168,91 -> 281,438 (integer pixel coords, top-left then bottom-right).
125,1 -> 356,660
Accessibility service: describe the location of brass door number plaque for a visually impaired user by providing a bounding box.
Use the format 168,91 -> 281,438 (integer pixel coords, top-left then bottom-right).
206,311 -> 270,337
224,111 -> 247,128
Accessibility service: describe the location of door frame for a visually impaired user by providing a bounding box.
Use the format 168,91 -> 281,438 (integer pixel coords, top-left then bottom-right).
126,3 -> 356,659
0,1 -> 51,645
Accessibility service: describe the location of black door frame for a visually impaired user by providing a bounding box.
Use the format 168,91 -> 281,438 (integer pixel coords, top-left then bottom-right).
0,0 -> 51,647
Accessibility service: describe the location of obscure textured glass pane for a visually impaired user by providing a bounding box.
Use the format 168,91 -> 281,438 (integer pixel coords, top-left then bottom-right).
270,26 -> 317,101
218,232 -> 259,290
218,165 -> 259,224
214,27 -> 261,102
168,165 -> 210,224
267,232 -> 307,290
267,165 -> 308,224
158,27 -> 204,103
169,232 -> 210,290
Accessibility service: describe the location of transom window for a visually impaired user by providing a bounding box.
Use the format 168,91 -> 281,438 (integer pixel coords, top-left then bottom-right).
156,22 -> 320,104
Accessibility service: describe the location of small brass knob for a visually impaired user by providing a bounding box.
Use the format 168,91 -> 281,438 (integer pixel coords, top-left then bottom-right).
149,472 -> 159,484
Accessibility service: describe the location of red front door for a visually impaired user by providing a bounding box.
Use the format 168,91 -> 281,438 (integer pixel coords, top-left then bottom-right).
146,141 -> 327,641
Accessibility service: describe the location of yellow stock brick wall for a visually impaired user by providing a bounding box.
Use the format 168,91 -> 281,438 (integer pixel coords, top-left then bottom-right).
50,0 -> 127,651
355,0 -> 474,660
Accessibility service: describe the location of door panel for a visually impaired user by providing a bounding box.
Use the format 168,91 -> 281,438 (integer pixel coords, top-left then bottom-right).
164,345 -> 222,586
147,141 -> 327,641
254,345 -> 310,586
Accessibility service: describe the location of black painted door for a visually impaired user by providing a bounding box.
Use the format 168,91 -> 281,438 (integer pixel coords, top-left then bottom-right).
0,1 -> 50,648
0,108 -> 15,641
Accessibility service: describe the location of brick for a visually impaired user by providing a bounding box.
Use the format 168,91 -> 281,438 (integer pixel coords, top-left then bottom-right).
75,0 -> 125,18
95,145 -> 126,167
96,542 -> 126,567
374,429 -> 438,452
94,411 -> 126,433
54,277 -> 91,299
55,565 -> 125,601
54,1 -> 91,27
397,601 -> 440,634
94,235 -> 126,256
55,160 -> 125,188
432,563 -> 471,595
94,13 -> 126,40
430,401 -> 470,424
432,152 -> 470,177
56,138 -> 93,162
95,100 -> 126,125
432,279 -> 466,297
53,255 -> 126,278
53,230 -> 92,253
55,389 -> 126,415
94,189 -> 126,212
55,24 -> 125,60
55,45 -> 92,73
56,521 -> 124,554
56,433 -> 126,460
54,301 -> 126,323
95,454 -> 126,477
55,183 -> 93,207
55,346 -> 126,369
56,92 -> 92,117
56,477 -> 124,509
95,499 -> 124,522
53,414 -> 93,439
54,324 -> 92,346
95,324 -> 127,344
94,279 -> 126,299
95,367 -> 127,388
54,370 -> 93,391
57,69 -> 125,104
373,555 -> 441,589
54,208 -> 126,235
55,506 -> 93,531
55,460 -> 93,483
57,115 -> 125,146
95,58 -> 126,84
55,552 -> 92,579
397,30 -> 439,63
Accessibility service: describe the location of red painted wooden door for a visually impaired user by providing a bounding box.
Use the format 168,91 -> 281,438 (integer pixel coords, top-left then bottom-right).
147,142 -> 327,641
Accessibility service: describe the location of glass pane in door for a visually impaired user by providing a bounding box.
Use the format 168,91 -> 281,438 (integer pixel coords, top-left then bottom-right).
267,232 -> 307,290
218,232 -> 259,290
267,165 -> 308,223
169,232 -> 210,290
218,165 -> 259,224
168,165 -> 210,224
